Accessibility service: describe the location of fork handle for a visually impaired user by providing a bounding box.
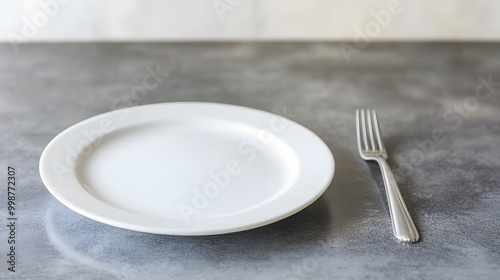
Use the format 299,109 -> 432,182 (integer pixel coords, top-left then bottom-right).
377,159 -> 419,242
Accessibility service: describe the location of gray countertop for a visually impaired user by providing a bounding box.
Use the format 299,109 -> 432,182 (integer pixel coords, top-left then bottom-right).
1,43 -> 499,280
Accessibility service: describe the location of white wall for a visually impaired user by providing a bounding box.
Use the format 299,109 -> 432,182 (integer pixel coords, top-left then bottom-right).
1,0 -> 499,42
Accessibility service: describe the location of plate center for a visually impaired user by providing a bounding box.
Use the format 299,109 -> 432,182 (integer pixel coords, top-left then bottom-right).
77,120 -> 300,220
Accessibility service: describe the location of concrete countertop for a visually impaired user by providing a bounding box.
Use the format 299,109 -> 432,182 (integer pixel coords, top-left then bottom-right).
1,43 -> 499,279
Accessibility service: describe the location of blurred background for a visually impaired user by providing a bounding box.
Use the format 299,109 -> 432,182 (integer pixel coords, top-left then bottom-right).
1,0 -> 499,42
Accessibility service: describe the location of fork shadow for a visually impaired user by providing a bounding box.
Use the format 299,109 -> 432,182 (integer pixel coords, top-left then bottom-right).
323,143 -> 377,236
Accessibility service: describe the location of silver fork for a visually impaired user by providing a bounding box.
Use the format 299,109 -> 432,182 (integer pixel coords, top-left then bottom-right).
356,109 -> 419,243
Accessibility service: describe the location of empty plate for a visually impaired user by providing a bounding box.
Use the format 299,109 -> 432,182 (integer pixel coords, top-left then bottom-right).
39,102 -> 334,235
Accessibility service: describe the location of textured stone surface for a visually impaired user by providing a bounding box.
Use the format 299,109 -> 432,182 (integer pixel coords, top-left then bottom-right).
0,43 -> 499,279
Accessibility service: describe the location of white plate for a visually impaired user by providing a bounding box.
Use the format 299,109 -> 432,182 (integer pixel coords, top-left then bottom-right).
40,102 -> 334,235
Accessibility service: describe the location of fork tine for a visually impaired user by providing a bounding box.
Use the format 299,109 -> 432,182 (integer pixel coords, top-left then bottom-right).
372,110 -> 384,151
367,109 -> 376,150
356,109 -> 358,126
356,109 -> 362,151
360,109 -> 369,150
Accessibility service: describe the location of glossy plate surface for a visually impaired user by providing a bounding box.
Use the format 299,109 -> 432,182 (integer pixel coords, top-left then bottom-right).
40,102 -> 334,235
